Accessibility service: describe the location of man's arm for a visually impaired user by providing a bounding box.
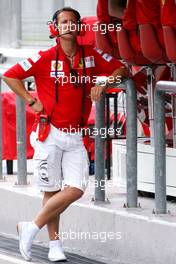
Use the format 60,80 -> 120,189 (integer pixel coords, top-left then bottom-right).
2,76 -> 43,113
90,67 -> 129,102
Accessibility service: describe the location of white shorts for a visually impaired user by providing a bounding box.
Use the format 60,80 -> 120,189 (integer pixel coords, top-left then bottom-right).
30,124 -> 89,192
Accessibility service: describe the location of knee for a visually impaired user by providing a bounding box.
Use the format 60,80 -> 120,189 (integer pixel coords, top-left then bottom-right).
71,188 -> 84,202
64,186 -> 84,202
43,190 -> 61,205
74,188 -> 84,200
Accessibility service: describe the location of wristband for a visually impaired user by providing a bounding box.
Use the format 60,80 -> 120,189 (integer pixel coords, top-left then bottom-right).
28,98 -> 37,107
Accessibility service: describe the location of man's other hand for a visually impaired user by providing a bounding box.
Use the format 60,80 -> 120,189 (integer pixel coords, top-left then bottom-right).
90,86 -> 106,102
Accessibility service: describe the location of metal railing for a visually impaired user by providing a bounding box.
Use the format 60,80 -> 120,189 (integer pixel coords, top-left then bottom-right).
154,80 -> 176,214
1,75 -> 138,207
2,74 -> 176,212
95,78 -> 138,207
15,95 -> 27,185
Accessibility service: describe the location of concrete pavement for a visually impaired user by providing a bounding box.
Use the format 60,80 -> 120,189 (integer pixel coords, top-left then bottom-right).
0,160 -> 176,264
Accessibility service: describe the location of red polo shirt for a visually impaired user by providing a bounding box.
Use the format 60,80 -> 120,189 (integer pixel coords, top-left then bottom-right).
96,0 -> 120,51
160,0 -> 176,28
136,0 -> 164,47
97,0 -> 111,23
122,0 -> 141,53
136,0 -> 160,26
4,43 -> 124,130
123,0 -> 137,31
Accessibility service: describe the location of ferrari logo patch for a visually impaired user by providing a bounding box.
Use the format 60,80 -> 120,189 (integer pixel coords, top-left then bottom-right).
78,58 -> 84,68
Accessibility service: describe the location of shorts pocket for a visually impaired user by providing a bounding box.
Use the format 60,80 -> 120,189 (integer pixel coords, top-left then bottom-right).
33,151 -> 54,187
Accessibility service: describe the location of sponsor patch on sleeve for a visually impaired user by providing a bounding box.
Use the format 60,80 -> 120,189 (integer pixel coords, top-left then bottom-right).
30,53 -> 41,63
102,53 -> 113,62
18,59 -> 32,71
94,47 -> 103,55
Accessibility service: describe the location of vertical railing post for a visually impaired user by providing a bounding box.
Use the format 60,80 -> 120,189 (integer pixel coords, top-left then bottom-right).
106,93 -> 111,180
95,94 -> 106,202
0,78 -> 3,180
172,95 -> 176,148
154,89 -> 167,214
94,78 -> 138,206
172,66 -> 176,148
15,96 -> 27,185
125,79 -> 138,207
147,67 -> 155,146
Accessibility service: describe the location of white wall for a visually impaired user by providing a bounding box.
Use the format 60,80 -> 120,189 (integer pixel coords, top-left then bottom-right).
0,0 -> 21,48
21,0 -> 97,45
21,0 -> 64,44
64,0 -> 97,17
0,0 -> 98,47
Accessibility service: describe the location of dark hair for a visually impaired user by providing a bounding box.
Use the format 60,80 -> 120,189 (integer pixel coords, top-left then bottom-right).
52,7 -> 81,24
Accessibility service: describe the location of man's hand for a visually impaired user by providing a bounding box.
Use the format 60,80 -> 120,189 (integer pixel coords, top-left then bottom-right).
90,86 -> 106,102
30,100 -> 43,114
2,77 -> 44,113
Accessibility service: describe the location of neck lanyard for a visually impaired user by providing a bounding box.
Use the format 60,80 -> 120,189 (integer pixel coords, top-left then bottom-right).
81,46 -> 87,127
55,47 -> 59,103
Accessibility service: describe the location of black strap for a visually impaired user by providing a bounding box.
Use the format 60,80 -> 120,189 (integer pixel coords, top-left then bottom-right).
81,46 -> 87,127
48,47 -> 59,123
55,47 -> 59,103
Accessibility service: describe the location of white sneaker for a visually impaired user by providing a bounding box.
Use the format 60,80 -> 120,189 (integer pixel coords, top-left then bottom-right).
17,221 -> 39,261
48,241 -> 67,262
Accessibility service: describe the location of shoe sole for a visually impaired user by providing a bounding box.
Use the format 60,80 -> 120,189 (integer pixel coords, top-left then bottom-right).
48,258 -> 67,262
16,223 -> 32,262
48,257 -> 68,262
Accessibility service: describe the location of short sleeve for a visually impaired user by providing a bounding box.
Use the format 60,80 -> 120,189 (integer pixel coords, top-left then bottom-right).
3,51 -> 43,80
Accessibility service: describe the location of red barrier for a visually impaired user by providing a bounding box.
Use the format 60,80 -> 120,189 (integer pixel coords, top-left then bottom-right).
2,92 -> 36,160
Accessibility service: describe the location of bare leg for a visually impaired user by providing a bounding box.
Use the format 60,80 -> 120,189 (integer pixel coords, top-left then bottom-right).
43,191 -> 61,240
34,186 -> 83,229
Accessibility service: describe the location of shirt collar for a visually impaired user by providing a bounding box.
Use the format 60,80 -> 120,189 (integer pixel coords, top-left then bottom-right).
55,41 -> 83,69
